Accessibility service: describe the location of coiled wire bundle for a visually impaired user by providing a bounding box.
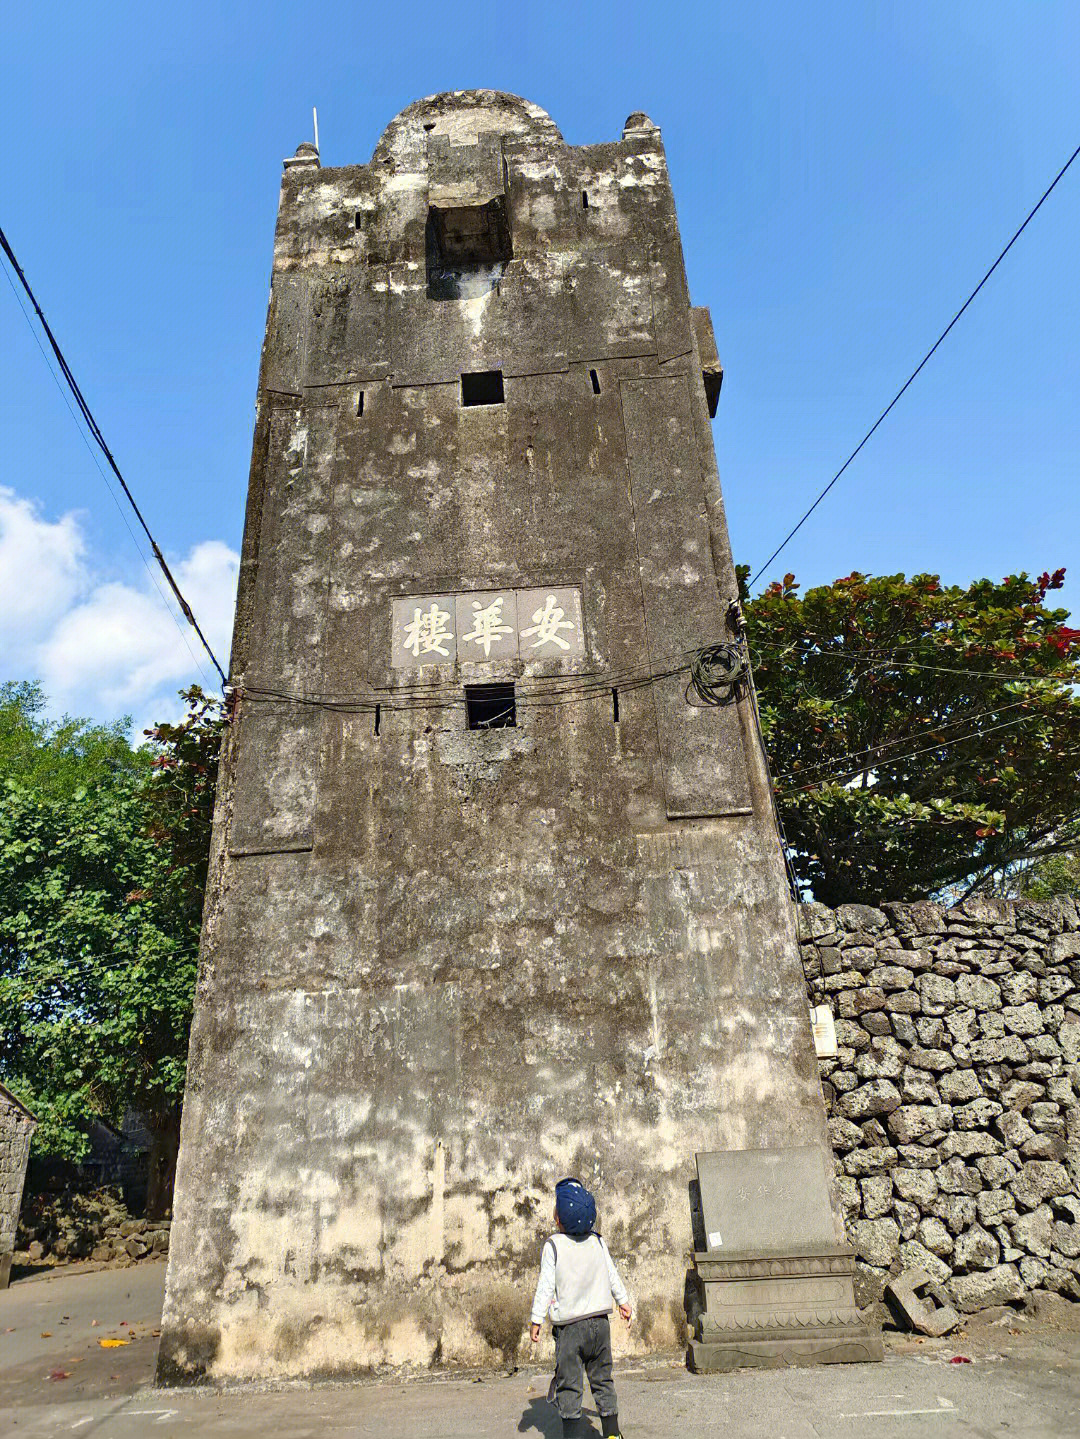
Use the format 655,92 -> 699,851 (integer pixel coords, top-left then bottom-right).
686,643 -> 747,707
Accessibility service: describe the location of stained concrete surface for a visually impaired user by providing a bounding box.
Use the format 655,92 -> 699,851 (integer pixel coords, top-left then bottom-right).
4,1264 -> 1080,1437
166,86 -> 846,1384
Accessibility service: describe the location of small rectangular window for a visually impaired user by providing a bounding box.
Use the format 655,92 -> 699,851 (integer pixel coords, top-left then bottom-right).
354,212 -> 362,230
357,391 -> 365,417
461,370 -> 505,407
466,683 -> 516,729
590,369 -> 601,395
612,687 -> 620,723
373,703 -> 381,737
582,191 -> 589,209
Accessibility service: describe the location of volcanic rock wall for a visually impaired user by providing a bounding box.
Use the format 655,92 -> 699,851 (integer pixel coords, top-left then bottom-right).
799,897 -> 1080,1312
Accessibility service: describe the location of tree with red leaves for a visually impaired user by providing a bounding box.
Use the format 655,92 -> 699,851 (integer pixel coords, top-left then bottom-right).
741,567 -> 1080,904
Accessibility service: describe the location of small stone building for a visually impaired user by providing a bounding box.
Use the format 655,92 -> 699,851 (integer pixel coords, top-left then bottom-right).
0,1083 -> 36,1288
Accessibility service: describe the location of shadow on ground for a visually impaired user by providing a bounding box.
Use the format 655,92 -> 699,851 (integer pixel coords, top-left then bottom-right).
518,1397 -> 604,1436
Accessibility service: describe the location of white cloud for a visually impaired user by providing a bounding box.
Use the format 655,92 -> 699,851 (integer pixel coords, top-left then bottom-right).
0,486 -> 86,648
1,485 -> 238,737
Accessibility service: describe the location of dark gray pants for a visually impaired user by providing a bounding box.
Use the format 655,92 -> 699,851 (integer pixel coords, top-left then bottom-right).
553,1314 -> 617,1419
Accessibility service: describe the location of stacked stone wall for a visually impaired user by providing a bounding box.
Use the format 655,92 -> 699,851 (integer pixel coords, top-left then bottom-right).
800,896 -> 1080,1314
15,1188 -> 169,1267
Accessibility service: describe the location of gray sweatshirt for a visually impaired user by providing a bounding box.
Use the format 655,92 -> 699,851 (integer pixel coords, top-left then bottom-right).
530,1232 -> 630,1326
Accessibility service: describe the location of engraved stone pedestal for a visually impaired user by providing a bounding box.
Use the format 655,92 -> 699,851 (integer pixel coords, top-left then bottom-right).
688,1148 -> 883,1372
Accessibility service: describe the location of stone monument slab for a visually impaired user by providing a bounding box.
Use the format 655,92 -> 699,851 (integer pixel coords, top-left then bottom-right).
689,1147 -> 883,1373
696,1144 -> 839,1254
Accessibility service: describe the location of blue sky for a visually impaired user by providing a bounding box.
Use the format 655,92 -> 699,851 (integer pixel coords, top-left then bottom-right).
2,2 -> 1077,733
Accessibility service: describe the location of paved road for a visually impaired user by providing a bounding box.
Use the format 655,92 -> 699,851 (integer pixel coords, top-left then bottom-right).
3,1263 -> 1080,1437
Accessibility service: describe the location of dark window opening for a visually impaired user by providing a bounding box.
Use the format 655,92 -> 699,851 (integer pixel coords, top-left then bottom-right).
461,370 -> 504,407
373,703 -> 381,737
356,391 -> 365,417
424,121 -> 436,131
466,683 -> 516,730
354,211 -> 362,230
590,369 -> 601,395
612,687 -> 620,724
582,191 -> 589,209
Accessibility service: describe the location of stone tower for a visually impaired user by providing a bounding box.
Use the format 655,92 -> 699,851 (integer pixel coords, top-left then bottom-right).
160,91 -> 877,1382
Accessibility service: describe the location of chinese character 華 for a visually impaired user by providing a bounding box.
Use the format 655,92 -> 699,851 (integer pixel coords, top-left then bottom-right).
461,596 -> 515,657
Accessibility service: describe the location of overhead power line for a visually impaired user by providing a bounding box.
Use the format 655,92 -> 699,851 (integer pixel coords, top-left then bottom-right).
772,696 -> 1041,786
749,139 -> 1080,589
1,257 -> 214,692
0,224 -> 228,688
747,638 -> 1077,688
236,637 -> 1076,714
777,709 -> 1050,797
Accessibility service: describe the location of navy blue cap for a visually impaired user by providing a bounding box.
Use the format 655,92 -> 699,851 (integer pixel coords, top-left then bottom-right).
555,1177 -> 597,1237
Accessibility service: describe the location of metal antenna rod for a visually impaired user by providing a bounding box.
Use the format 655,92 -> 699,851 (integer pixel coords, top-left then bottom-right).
313,106 -> 320,153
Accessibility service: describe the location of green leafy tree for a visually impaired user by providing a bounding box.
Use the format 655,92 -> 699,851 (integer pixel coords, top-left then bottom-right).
0,681 -> 140,797
1012,850 -> 1080,900
742,568 -> 1080,905
143,686 -> 226,935
0,685 -> 222,1216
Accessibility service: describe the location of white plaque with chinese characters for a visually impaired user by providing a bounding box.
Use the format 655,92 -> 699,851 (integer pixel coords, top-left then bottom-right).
392,587 -> 584,669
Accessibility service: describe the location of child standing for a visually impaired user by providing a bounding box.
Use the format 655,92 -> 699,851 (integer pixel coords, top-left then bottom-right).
529,1178 -> 632,1439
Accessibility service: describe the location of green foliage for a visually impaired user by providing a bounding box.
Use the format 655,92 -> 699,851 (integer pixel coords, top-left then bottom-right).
0,681 -> 145,797
745,568 -> 1080,904
143,686 -> 226,935
1013,850 -> 1080,900
0,685 -> 221,1175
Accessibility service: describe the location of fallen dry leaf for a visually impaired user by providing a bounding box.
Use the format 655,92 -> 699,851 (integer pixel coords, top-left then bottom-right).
151,1329 -> 161,1337
98,1338 -> 130,1349
49,1370 -> 71,1381
91,1320 -> 99,1326
40,1332 -> 52,1338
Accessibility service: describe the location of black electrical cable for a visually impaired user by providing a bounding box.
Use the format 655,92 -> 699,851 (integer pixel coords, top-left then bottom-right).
748,637 -> 1076,687
1,258 -> 215,691
0,223 -> 228,688
777,709 -> 1049,796
771,696 -> 1044,786
235,638 -> 1072,716
232,614 -> 1076,712
749,139 -> 1080,589
685,643 -> 747,706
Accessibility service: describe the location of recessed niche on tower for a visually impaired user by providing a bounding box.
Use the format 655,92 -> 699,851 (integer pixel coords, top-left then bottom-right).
426,196 -> 512,301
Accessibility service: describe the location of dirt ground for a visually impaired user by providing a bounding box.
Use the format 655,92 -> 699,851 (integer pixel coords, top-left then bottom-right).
3,1260 -> 1080,1437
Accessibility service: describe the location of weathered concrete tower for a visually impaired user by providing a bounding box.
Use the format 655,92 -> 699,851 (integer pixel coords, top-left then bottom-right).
160,92 -> 877,1382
